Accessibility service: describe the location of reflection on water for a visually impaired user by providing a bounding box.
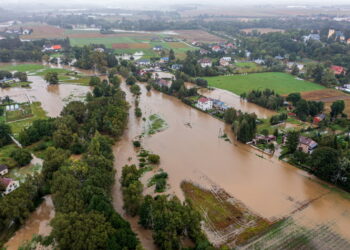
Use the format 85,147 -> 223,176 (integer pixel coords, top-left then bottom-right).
5,196 -> 54,250
112,82 -> 350,246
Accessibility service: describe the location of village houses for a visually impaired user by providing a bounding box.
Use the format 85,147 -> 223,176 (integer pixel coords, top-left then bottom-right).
298,136 -> 318,154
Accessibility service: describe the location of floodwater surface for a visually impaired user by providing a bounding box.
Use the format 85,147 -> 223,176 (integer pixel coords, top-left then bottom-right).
112,82 -> 350,246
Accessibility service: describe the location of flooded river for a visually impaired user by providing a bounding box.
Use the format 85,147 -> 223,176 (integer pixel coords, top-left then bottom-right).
5,196 -> 55,250
2,65 -> 350,248
112,82 -> 350,247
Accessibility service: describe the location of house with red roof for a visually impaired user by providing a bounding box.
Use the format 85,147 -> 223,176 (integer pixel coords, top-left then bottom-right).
196,97 -> 213,111
198,58 -> 212,68
211,45 -> 221,52
330,65 -> 346,75
0,178 -> 19,195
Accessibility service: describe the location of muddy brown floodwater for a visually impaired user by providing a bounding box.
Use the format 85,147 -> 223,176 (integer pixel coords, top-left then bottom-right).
5,196 -> 55,250
0,75 -> 91,117
112,82 -> 350,247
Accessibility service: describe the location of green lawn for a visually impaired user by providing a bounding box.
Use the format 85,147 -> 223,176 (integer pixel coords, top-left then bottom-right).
0,144 -> 19,168
0,64 -> 45,73
9,102 -> 47,138
205,72 -> 325,95
5,103 -> 33,122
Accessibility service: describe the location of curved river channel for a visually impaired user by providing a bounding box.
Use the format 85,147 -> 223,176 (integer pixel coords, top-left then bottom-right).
1,70 -> 350,248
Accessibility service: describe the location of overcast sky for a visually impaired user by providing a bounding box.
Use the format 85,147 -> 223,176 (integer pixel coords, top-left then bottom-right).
2,0 -> 350,10
3,0 -> 350,5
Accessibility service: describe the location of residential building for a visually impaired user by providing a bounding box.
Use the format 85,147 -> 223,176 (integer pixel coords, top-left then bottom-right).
221,57 -> 232,62
199,49 -> 209,55
155,78 -> 171,88
198,58 -> 212,68
303,34 -> 320,42
347,38 -> 350,45
211,45 -> 221,52
254,59 -> 265,65
313,113 -> 326,124
330,65 -> 346,75
0,178 -> 19,195
153,45 -> 163,51
171,64 -> 182,70
298,136 -> 318,154
137,59 -> 151,66
212,99 -> 228,111
225,43 -> 236,49
274,55 -> 284,60
94,48 -> 105,53
219,59 -> 229,66
196,97 -> 213,111
160,57 -> 169,63
0,165 -> 8,176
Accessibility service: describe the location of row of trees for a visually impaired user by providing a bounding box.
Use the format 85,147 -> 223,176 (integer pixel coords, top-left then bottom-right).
224,108 -> 257,143
121,163 -> 213,249
241,89 -> 284,111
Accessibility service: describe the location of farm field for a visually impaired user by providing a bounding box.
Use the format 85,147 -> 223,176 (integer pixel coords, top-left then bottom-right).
235,62 -> 265,73
69,33 -> 195,58
0,64 -> 45,73
302,89 -> 350,116
174,29 -> 226,43
204,72 -> 325,95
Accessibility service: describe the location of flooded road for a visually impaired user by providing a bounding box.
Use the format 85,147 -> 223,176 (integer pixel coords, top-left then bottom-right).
112,82 -> 350,246
5,196 -> 54,250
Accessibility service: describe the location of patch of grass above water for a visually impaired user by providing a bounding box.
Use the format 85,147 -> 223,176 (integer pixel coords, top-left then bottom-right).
0,144 -> 19,168
145,114 -> 168,135
8,102 -> 47,138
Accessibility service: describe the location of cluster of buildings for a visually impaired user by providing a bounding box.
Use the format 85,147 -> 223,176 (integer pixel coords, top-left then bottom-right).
2,27 -> 32,35
0,165 -> 19,196
198,56 -> 232,68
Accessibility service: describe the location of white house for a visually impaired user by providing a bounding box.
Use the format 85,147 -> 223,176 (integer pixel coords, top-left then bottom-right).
221,57 -> 232,62
199,58 -> 212,68
196,97 -> 213,111
0,165 -> 8,176
0,178 -> 19,195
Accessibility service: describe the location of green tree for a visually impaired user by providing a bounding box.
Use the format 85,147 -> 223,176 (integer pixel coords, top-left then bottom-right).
50,212 -> 115,250
0,122 -> 12,147
311,147 -> 339,180
130,84 -> 141,95
223,108 -> 237,124
89,76 -> 101,86
148,154 -> 160,164
286,92 -> 301,106
11,148 -> 32,166
44,71 -> 59,84
126,76 -> 136,85
286,131 -> 299,153
169,49 -> 175,61
331,100 -> 345,118
291,64 -> 299,75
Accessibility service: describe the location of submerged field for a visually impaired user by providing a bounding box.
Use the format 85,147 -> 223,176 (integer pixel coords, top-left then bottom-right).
205,72 -> 325,95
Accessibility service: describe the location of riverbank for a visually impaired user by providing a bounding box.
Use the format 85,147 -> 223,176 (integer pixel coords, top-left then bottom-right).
112,81 -> 350,248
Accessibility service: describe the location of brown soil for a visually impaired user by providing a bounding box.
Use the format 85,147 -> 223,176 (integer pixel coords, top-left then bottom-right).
21,25 -> 65,39
128,43 -> 151,49
112,43 -> 131,49
174,30 -> 225,43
